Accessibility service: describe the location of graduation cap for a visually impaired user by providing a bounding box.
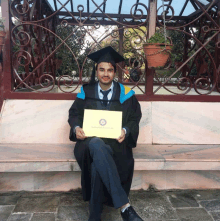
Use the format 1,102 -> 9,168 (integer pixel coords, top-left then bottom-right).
87,46 -> 124,65
87,46 -> 125,84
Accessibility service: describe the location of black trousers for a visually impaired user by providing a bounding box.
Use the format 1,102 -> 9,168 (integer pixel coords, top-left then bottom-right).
88,137 -> 129,221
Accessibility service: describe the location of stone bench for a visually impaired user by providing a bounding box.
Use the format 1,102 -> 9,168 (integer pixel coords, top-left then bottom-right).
0,99 -> 220,191
1,144 -> 220,172
1,143 -> 220,192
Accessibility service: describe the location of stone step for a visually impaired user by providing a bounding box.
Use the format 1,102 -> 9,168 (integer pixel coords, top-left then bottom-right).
1,144 -> 220,172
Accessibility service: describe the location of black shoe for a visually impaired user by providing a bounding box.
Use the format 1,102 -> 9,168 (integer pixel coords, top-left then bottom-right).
121,206 -> 143,221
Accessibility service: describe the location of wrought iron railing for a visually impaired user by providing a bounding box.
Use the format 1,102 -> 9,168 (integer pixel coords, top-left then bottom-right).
1,0 -> 220,100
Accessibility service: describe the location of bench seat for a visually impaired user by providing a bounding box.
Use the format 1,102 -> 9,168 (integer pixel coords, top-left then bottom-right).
1,144 -> 220,172
1,100 -> 220,191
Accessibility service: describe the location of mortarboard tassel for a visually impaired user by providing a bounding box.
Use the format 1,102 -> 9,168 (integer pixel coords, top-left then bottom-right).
89,63 -> 96,84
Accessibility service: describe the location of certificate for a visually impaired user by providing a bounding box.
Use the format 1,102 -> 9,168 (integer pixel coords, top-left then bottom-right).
83,109 -> 122,139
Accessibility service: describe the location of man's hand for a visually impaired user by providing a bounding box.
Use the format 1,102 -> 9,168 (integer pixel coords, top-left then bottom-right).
75,127 -> 87,140
117,129 -> 126,143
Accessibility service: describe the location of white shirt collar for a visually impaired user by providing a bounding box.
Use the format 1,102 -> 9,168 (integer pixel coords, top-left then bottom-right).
98,81 -> 114,92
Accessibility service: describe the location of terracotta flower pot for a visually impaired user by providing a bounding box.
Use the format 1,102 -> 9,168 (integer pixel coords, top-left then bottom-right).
143,43 -> 172,68
0,31 -> 6,51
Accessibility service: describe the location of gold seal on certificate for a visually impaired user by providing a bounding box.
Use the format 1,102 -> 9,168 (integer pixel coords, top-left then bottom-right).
83,109 -> 122,139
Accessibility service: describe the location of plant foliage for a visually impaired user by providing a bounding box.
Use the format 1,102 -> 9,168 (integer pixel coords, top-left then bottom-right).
55,24 -> 92,78
0,17 -> 5,31
146,30 -> 170,44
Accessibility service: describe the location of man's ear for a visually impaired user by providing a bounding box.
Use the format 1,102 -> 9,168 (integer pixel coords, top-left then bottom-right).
113,72 -> 116,78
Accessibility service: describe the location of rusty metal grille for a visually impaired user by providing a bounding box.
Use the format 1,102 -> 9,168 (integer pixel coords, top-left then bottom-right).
5,0 -> 220,96
154,0 -> 220,95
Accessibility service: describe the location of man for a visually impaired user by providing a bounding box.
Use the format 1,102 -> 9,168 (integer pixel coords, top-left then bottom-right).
68,46 -> 143,221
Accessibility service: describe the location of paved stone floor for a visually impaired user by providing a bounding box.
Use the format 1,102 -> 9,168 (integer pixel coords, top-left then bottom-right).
1,189 -> 220,221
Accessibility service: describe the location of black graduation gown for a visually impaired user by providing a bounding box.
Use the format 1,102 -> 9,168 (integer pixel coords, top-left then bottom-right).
68,81 -> 142,205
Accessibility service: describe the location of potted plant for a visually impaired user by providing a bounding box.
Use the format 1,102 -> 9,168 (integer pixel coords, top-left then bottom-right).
143,31 -> 172,68
0,18 -> 6,52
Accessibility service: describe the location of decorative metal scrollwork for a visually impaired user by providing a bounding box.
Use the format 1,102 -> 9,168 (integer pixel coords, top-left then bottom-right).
9,0 -> 220,95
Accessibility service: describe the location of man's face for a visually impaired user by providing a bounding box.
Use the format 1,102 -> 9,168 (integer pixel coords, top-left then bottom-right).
97,62 -> 116,86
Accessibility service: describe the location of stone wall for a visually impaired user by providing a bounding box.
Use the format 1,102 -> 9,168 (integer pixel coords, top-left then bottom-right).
0,100 -> 219,144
